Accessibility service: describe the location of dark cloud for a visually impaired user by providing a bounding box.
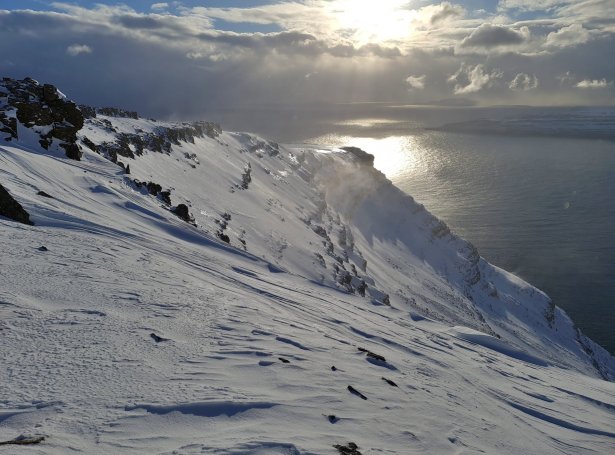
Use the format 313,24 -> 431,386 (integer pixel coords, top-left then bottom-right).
195,30 -> 401,58
115,15 -> 170,30
111,14 -> 186,32
197,30 -> 316,48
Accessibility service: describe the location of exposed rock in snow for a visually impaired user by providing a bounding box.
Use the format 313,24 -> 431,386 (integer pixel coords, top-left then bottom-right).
0,183 -> 33,225
1,77 -> 83,159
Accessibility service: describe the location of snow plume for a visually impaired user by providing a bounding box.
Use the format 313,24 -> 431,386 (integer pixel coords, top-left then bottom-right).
509,73 -> 539,91
307,152 -> 380,219
448,63 -> 503,94
576,78 -> 613,88
405,74 -> 426,90
66,44 -> 92,56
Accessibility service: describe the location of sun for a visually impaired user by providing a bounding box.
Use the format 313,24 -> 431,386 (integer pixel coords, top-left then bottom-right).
328,0 -> 414,44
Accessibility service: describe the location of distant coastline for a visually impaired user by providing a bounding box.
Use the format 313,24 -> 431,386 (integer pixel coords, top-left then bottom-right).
428,118 -> 615,141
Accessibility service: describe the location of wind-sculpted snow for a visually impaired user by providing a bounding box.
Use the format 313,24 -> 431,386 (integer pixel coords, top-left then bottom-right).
448,326 -> 549,366
1,79 -> 615,453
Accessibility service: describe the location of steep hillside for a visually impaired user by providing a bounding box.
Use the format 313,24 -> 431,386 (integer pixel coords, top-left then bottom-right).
1,78 -> 614,454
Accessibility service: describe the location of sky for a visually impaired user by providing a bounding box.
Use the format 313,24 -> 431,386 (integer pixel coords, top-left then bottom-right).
1,1 -> 614,117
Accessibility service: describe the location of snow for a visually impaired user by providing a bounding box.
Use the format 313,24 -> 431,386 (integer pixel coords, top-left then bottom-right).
1,106 -> 614,454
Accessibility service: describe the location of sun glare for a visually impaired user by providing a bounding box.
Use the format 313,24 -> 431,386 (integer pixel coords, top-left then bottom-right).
329,0 -> 414,44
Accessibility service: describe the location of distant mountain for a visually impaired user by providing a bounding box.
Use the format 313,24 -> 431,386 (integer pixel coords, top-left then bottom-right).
428,97 -> 478,107
1,77 -> 614,454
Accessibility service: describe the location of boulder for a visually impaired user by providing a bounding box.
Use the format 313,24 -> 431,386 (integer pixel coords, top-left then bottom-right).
0,184 -> 33,225
173,204 -> 193,223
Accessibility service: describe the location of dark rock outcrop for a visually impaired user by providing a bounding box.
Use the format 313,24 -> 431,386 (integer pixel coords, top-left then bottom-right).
347,385 -> 367,400
0,184 -> 33,225
1,77 -> 84,160
0,112 -> 17,141
172,204 -> 194,224
327,414 -> 339,423
132,179 -> 172,205
150,333 -> 169,343
95,122 -> 221,162
333,442 -> 362,455
241,163 -> 252,189
358,347 -> 386,362
340,146 -> 374,166
97,107 -> 139,119
381,377 -> 398,387
0,436 -> 45,446
81,136 -> 98,153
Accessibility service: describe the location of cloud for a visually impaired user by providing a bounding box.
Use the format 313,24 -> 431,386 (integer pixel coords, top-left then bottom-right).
194,30 -> 401,58
497,0 -> 573,12
0,3 -> 613,111
556,71 -> 575,85
151,3 -> 169,12
405,74 -> 426,90
576,78 -> 613,88
509,73 -> 538,90
460,24 -> 529,49
545,23 -> 591,48
423,2 -> 466,26
448,63 -> 503,94
66,44 -> 92,56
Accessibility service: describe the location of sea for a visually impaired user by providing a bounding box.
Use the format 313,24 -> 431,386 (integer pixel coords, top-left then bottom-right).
208,103 -> 615,355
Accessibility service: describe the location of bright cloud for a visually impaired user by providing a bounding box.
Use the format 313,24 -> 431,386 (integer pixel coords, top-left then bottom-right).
545,24 -> 591,48
576,79 -> 613,88
66,44 -> 92,56
406,74 -> 426,90
448,64 -> 503,94
509,73 -> 539,90
151,3 -> 169,11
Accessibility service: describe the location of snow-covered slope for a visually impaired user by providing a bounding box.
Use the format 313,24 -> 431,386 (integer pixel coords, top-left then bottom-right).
1,78 -> 614,454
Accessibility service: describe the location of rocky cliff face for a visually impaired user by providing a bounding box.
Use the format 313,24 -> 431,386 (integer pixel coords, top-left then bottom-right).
0,78 -> 223,163
0,77 -> 83,159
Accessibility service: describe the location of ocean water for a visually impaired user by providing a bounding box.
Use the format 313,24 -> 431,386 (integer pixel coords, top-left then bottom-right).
209,105 -> 615,354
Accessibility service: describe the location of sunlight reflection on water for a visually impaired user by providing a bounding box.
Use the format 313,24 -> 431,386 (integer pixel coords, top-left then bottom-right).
310,134 -> 424,179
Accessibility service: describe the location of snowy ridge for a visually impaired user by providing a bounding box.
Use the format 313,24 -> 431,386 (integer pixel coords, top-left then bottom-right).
1,78 -> 614,454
